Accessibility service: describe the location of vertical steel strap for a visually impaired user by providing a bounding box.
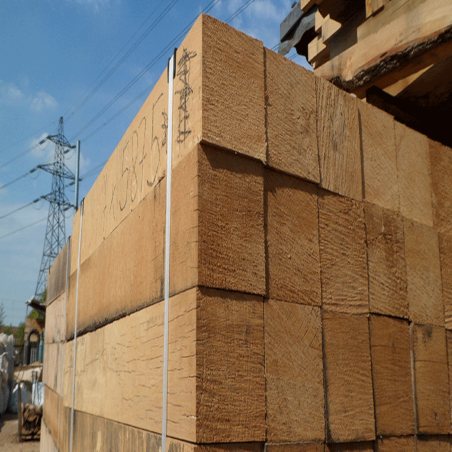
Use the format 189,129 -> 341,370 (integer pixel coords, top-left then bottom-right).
69,201 -> 83,452
162,52 -> 175,452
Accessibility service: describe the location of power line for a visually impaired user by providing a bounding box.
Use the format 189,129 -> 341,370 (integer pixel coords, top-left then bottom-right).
65,0 -> 181,123
0,122 -> 55,156
0,217 -> 47,241
0,197 -> 44,222
226,0 -> 257,23
0,168 -> 38,191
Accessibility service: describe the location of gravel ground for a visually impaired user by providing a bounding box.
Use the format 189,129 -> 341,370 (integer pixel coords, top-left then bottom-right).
0,413 -> 40,452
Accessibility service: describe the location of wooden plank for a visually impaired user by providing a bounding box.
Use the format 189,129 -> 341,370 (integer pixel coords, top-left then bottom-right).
319,192 -> 368,315
321,15 -> 341,43
440,233 -> 452,329
301,0 -> 323,12
326,443 -> 373,452
265,300 -> 324,442
45,291 -> 66,344
395,122 -> 433,226
411,323 -> 450,434
43,342 -> 64,395
266,170 -> 320,306
316,77 -> 362,200
323,312 -> 375,443
429,139 -> 452,234
404,219 -> 443,326
196,287 -> 265,442
369,315 -> 414,435
64,287 -> 265,443
266,444 -> 324,452
447,331 -> 452,430
365,203 -> 407,318
308,35 -> 329,65
359,103 -> 399,211
265,49 -> 320,183
199,15 -> 266,163
47,242 -> 68,304
416,436 -> 452,452
41,420 -> 59,452
375,436 -> 415,452
43,385 -> 61,448
197,145 -> 265,297
66,177 -> 166,339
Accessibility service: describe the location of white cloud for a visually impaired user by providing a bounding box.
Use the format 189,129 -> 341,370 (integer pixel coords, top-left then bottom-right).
30,91 -> 58,113
30,133 -> 54,162
0,79 -> 25,103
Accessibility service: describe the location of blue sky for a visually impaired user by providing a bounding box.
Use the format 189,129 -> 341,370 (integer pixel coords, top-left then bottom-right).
0,0 -> 308,326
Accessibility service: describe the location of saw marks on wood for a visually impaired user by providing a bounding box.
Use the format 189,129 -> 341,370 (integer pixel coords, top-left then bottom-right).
404,219 -> 443,326
369,316 -> 414,436
266,170 -> 320,306
365,203 -> 407,318
375,436 -> 415,452
265,49 -> 319,183
411,323 -> 450,435
359,103 -> 399,211
265,300 -> 324,442
319,192 -> 368,315
316,76 -> 362,201
323,312 -> 375,443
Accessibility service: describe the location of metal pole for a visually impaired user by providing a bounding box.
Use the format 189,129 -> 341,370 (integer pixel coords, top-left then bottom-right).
74,140 -> 81,210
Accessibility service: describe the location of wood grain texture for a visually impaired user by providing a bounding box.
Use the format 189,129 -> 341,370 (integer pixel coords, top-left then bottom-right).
196,287 -> 265,442
265,300 -> 324,442
45,292 -> 66,344
395,122 -> 433,226
316,77 -> 362,200
66,180 -> 166,339
369,315 -> 414,436
201,15 -> 266,162
265,49 -> 319,183
47,242 -> 68,304
198,145 -> 265,296
323,312 -> 375,443
404,219 -> 443,326
440,233 -> 452,329
375,436 -> 415,452
359,103 -> 399,211
411,323 -> 450,434
326,443 -> 373,452
430,139 -> 452,234
365,203 -> 407,318
266,444 -> 324,452
447,331 -> 452,430
319,192 -> 369,315
266,170 -> 320,306
416,436 -> 452,452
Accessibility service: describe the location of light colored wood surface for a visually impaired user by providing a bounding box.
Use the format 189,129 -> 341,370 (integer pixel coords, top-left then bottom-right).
195,287 -> 265,442
319,192 -> 368,315
198,145 -> 265,296
64,287 -> 265,443
369,315 -> 414,435
323,311 -> 375,443
265,49 -> 319,183
395,122 -> 433,227
365,203 -> 407,318
43,385 -> 61,449
430,139 -> 452,234
265,300 -> 324,442
47,242 -> 68,304
45,292 -> 66,344
440,233 -> 452,329
43,342 -> 64,395
41,421 -> 59,452
359,103 -> 399,211
411,323 -> 450,434
266,170 -> 320,306
316,77 -> 362,200
200,15 -> 266,162
404,219 -> 443,326
375,436 -> 416,452
326,443 -> 374,452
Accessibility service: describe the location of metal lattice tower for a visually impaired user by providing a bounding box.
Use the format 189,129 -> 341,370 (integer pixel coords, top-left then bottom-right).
34,117 -> 76,300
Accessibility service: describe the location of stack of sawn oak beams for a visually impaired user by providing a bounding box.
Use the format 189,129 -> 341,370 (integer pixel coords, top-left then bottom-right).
41,13 -> 452,452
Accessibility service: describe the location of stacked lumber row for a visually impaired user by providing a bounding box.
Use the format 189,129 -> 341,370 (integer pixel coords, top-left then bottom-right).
41,14 -> 452,452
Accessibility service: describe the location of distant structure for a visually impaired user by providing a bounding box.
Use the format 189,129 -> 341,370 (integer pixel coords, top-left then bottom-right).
34,117 -> 77,301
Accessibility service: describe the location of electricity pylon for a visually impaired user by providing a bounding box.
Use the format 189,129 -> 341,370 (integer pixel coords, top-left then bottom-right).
34,117 -> 79,301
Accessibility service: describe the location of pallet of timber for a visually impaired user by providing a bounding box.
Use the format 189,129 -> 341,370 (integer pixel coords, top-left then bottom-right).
41,13 -> 452,452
